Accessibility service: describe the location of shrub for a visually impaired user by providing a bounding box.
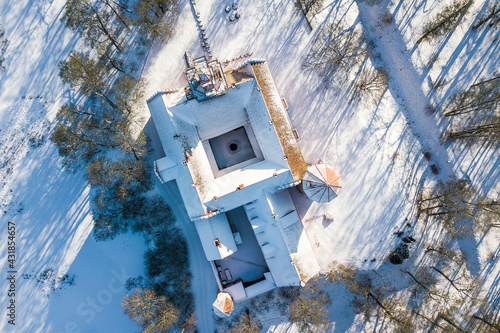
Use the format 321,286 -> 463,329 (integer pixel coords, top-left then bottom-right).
389,252 -> 403,265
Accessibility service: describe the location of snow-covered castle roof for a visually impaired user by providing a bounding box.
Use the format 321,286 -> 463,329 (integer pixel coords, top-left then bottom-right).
148,58 -> 318,299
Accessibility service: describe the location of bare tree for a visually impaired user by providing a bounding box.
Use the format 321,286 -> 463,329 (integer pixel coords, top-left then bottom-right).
473,0 -> 500,29
445,78 -> 499,117
296,0 -> 325,16
288,288 -> 330,332
418,178 -> 497,238
0,26 -> 8,71
469,309 -> 500,333
444,77 -> 500,143
417,0 -> 474,44
230,309 -> 262,333
351,66 -> 389,105
304,21 -> 367,87
448,116 -> 500,142
122,288 -> 179,332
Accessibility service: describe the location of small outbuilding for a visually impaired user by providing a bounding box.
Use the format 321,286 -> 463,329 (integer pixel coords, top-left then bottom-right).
213,292 -> 234,318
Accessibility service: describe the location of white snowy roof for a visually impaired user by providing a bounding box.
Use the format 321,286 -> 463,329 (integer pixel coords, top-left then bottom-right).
194,214 -> 237,261
242,199 -> 302,287
223,281 -> 247,302
169,79 -> 253,140
265,189 -> 321,282
147,61 -> 305,220
147,60 -> 315,287
155,156 -> 178,183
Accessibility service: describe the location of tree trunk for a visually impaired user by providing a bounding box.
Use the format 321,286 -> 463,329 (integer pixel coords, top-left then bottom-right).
472,1 -> 500,29
449,123 -> 500,139
431,266 -> 469,297
469,75 -> 500,88
445,98 -> 498,116
412,310 -> 447,331
90,5 -> 123,52
102,0 -> 131,30
438,314 -> 470,333
417,1 -> 473,44
405,270 -> 435,296
472,314 -> 500,332
94,88 -> 121,111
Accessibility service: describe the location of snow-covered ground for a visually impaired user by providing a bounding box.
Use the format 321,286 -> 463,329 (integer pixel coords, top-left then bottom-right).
0,0 -> 144,331
0,0 -> 498,331
141,0 -> 498,331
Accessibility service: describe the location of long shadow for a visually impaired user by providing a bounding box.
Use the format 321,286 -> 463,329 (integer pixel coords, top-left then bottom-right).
0,0 -> 80,105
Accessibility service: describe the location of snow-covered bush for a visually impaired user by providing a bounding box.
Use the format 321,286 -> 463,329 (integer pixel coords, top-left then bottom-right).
389,251 -> 404,265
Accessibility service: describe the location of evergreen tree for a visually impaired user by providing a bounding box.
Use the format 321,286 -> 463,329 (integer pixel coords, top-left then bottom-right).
61,0 -> 125,51
133,0 -> 179,42
59,52 -> 144,114
59,53 -> 119,109
51,104 -> 122,166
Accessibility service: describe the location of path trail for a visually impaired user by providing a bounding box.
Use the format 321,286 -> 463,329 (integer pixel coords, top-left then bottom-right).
356,1 -> 455,180
356,0 -> 485,274
145,121 -> 217,333
156,182 -> 217,333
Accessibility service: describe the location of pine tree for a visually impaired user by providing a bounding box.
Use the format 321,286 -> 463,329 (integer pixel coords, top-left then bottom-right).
61,0 -> 125,51
87,156 -> 152,194
133,0 -> 179,43
50,103 -> 131,166
59,53 -> 119,109
51,104 -> 121,166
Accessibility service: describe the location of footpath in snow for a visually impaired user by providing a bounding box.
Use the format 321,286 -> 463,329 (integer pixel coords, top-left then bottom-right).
356,1 -> 455,180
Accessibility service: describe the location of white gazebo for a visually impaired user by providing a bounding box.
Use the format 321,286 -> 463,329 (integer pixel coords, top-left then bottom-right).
300,163 -> 342,203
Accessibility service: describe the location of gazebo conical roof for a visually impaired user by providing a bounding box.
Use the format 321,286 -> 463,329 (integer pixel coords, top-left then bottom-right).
302,163 -> 342,203
213,292 -> 234,318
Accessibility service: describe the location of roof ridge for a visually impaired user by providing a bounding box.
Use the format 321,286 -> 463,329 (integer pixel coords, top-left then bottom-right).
231,58 -> 266,71
146,88 -> 181,103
